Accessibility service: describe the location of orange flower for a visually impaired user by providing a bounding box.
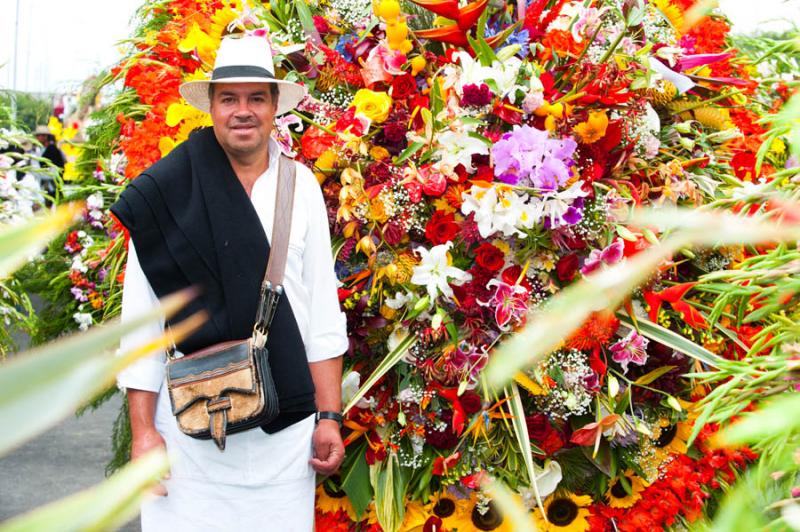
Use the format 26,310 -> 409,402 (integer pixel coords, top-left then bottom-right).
565,310 -> 620,352
573,110 -> 609,144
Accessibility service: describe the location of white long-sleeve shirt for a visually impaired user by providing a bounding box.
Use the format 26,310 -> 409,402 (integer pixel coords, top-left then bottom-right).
117,139 -> 348,391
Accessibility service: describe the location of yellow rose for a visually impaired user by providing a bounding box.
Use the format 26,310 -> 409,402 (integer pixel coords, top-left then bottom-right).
352,89 -> 393,124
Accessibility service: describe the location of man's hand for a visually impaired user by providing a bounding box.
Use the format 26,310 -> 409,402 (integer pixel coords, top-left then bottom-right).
309,420 -> 345,475
128,389 -> 170,496
131,428 -> 169,496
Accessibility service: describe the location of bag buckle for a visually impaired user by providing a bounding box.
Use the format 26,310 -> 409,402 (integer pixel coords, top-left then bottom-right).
207,396 -> 232,451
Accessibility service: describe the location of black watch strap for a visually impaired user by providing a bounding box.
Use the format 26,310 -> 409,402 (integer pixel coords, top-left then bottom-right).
315,411 -> 343,426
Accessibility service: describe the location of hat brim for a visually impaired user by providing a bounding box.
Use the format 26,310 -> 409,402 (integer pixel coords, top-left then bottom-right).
179,78 -> 307,116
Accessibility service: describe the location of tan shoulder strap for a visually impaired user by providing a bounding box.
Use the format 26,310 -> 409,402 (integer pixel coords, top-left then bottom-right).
253,154 -> 296,346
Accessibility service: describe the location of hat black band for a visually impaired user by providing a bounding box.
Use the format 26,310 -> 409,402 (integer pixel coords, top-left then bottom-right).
211,65 -> 276,80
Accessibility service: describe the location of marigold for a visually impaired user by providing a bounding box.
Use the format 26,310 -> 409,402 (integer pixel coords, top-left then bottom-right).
573,110 -> 609,144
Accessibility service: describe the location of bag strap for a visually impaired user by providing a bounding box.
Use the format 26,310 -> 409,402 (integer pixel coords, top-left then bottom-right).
253,154 -> 296,348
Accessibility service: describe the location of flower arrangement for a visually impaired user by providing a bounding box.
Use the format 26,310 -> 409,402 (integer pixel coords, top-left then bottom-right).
14,0 -> 800,530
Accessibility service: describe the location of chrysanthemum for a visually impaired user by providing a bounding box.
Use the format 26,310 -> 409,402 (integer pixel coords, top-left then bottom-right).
533,491 -> 592,531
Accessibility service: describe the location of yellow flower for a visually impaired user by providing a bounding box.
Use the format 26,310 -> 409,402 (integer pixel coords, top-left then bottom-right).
159,137 -> 176,158
533,491 -> 592,531
653,0 -> 684,34
316,483 -> 357,521
652,418 -> 693,462
178,23 -> 217,67
352,89 -> 393,124
465,497 -> 514,531
410,55 -> 427,76
606,470 -> 649,508
429,496 -> 473,531
369,146 -> 390,161
47,116 -> 63,141
315,149 -> 340,183
573,110 -> 609,144
399,499 -> 431,531
62,161 -> 78,182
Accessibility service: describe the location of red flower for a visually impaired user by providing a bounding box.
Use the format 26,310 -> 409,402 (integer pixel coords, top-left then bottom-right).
525,414 -> 565,456
425,210 -> 459,245
473,242 -> 505,272
391,74 -> 417,100
556,253 -> 579,281
300,126 -> 337,160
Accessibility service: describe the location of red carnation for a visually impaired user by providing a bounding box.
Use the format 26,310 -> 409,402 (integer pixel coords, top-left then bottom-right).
556,253 -> 579,282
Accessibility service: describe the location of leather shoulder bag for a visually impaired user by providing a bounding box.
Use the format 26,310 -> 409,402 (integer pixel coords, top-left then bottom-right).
165,155 -> 296,451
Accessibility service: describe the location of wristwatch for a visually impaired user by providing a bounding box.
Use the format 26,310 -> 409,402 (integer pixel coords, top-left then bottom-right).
315,411 -> 343,427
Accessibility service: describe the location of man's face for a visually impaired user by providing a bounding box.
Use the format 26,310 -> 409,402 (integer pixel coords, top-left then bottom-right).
209,82 -> 277,160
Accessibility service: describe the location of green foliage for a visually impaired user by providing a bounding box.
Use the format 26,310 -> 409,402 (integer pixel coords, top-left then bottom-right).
0,91 -> 53,132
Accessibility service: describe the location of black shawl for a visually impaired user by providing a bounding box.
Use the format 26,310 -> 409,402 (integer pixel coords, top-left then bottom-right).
110,127 -> 315,432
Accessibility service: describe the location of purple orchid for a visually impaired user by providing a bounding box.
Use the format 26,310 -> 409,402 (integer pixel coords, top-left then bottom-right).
491,125 -> 577,190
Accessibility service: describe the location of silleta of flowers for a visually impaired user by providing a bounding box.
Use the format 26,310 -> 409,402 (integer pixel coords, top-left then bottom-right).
24,0 -> 799,530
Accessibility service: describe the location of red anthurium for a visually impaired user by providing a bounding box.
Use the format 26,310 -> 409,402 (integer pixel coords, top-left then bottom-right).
461,470 -> 489,489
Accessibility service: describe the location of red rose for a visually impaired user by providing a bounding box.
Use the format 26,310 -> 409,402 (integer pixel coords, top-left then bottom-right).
473,242 -> 505,272
391,74 -> 417,100
556,253 -> 579,282
459,391 -> 482,415
425,210 -> 459,245
526,414 -> 565,457
421,170 -> 447,197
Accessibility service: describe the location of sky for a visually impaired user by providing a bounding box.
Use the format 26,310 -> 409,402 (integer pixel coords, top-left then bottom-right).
0,0 -> 799,95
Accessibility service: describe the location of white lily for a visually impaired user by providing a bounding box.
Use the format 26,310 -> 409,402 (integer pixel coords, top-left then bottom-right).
411,242 -> 472,302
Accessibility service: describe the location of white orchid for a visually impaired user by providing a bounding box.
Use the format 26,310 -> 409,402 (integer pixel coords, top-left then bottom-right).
461,184 -> 540,238
411,242 -> 471,302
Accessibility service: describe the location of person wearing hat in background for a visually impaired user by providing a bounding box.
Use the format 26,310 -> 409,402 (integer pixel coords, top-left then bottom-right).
110,34 -> 348,531
33,125 -> 65,204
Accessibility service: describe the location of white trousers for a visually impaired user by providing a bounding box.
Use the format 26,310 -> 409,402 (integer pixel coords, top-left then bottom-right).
140,382 -> 316,532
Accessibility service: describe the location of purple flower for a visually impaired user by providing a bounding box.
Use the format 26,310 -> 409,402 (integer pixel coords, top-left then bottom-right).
581,237 -> 625,275
70,287 -> 88,303
491,125 -> 577,189
610,330 -> 649,373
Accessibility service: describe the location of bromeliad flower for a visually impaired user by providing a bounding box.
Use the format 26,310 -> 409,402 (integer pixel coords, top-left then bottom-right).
609,329 -> 649,373
411,242 -> 472,302
479,279 -> 529,330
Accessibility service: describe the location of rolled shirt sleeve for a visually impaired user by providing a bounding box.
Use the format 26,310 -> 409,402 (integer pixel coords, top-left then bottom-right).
117,240 -> 167,392
298,165 -> 349,362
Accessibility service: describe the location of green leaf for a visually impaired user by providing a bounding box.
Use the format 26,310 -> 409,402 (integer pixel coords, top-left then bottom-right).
293,0 -> 320,44
0,290 -> 195,455
343,332 -> 416,414
633,365 -> 677,386
342,451 -> 373,519
506,383 -> 545,513
0,449 -> 168,532
0,203 -> 83,279
617,313 -> 724,369
718,393 -> 800,446
393,141 -> 425,165
370,454 -> 408,532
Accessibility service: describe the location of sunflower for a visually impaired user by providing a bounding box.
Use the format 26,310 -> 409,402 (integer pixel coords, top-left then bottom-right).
464,498 -> 514,532
605,470 -> 650,508
533,492 -> 592,532
400,499 -> 432,531
316,479 -> 358,521
652,418 -> 693,462
430,495 -> 473,531
652,0 -> 684,34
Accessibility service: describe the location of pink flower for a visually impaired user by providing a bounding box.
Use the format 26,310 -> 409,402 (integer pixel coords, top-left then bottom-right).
609,330 -> 649,373
479,279 -> 529,330
580,237 -> 625,275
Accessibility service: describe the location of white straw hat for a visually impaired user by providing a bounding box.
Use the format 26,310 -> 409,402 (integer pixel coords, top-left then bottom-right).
179,35 -> 307,116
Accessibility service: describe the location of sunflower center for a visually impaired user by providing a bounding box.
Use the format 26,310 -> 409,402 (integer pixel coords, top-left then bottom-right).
433,498 -> 456,518
655,424 -> 678,448
547,498 -> 579,526
611,478 -> 631,499
322,476 -> 347,499
471,502 -> 503,531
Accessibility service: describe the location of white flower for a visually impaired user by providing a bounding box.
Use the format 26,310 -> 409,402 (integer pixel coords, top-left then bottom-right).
489,57 -> 524,100
436,127 -> 489,172
341,371 -> 361,407
87,191 -> 104,210
534,180 -> 588,228
411,242 -> 471,302
73,312 -> 94,331
71,256 -> 88,273
385,290 -> 414,310
461,185 -> 541,238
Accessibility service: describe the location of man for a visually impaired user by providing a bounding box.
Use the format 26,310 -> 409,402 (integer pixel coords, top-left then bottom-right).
33,125 -> 64,204
110,35 -> 348,531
